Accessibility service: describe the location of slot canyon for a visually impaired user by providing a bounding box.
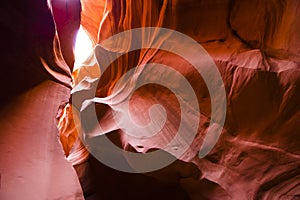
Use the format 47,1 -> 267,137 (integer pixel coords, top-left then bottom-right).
0,0 -> 299,199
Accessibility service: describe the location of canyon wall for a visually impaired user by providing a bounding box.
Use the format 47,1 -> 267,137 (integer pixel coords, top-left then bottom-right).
0,0 -> 299,199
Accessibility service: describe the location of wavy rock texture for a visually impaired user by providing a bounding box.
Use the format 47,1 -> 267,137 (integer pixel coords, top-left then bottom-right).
67,0 -> 299,199
0,0 -> 299,200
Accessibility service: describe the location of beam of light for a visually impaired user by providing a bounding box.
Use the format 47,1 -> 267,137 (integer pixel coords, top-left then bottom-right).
73,26 -> 93,71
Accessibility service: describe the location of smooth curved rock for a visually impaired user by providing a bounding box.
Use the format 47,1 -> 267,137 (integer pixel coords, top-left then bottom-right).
1,0 -> 299,199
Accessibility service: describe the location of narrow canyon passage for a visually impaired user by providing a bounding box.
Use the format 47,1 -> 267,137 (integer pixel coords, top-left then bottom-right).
0,0 -> 299,200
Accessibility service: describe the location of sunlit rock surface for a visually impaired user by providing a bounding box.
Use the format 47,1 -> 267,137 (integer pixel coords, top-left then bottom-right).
0,0 -> 299,200
69,0 -> 300,199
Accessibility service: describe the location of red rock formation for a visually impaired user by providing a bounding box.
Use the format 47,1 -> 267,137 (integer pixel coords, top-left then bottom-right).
0,0 -> 83,199
64,0 -> 300,199
0,0 -> 299,199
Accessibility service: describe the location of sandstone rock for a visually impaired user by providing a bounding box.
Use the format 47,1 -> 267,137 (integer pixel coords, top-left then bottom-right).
1,0 -> 299,199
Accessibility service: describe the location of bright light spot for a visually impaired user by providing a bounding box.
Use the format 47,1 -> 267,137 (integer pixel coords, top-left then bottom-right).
74,26 -> 93,71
